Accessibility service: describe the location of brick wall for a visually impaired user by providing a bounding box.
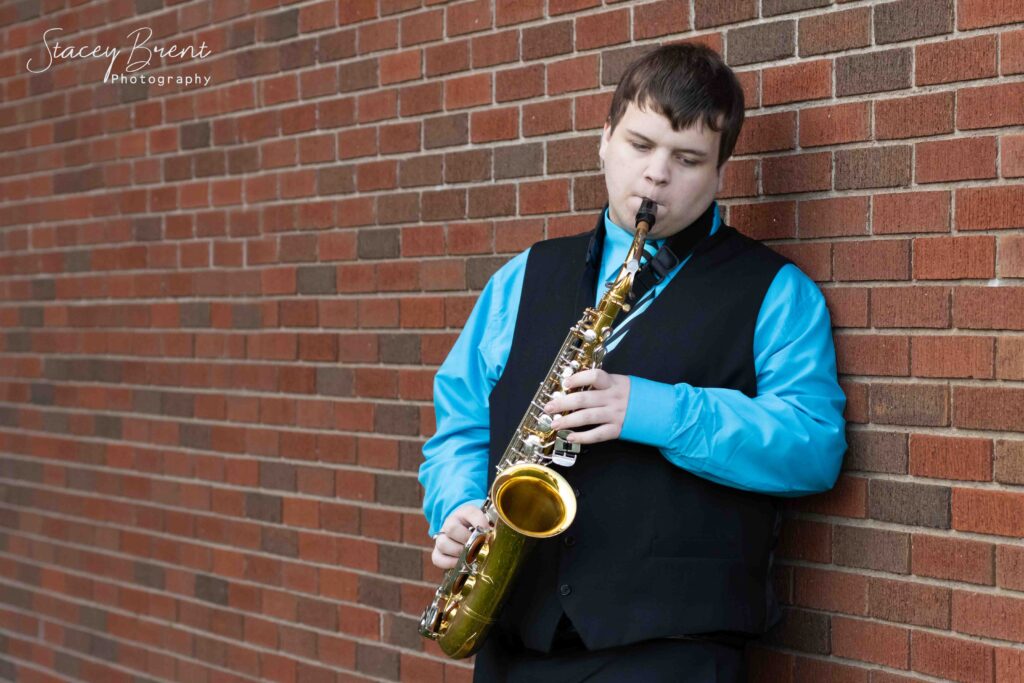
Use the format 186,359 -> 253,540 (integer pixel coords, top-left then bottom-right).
0,0 -> 1022,681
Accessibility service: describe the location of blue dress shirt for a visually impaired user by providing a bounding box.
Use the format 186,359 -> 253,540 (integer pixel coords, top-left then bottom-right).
419,203 -> 847,536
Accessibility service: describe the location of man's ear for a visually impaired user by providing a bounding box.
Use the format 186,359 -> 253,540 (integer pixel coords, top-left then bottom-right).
598,122 -> 610,165
716,162 -> 726,193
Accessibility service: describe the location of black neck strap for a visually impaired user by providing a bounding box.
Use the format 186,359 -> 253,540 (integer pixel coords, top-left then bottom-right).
582,202 -> 716,307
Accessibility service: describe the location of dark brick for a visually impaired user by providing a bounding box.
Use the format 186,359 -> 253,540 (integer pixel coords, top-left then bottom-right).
695,0 -> 757,28
181,302 -> 211,328
32,278 -> 55,300
5,333 -> 29,352
424,114 -> 468,149
547,137 -> 599,174
264,9 -> 298,42
868,480 -> 950,528
78,606 -> 106,631
180,424 -> 211,450
522,21 -> 572,60
383,613 -> 424,650
280,38 -> 316,71
195,574 -> 229,605
375,474 -> 421,507
870,384 -> 949,427
398,440 -> 423,472
90,634 -> 118,661
867,578 -> 951,629
374,404 -> 420,436
54,652 -> 80,678
232,304 -> 262,329
297,265 -> 336,294
379,334 -> 420,364
358,575 -> 401,611
837,48 -> 912,96
492,143 -> 543,180
66,250 -> 91,272
764,0 -> 830,15
469,185 -> 515,218
601,45 -> 654,86
445,149 -> 491,183
194,151 -> 226,178
297,597 -> 337,630
29,383 -> 53,405
316,367 -> 353,397
133,562 -> 165,589
339,57 -> 378,92
318,28 -> 357,62
181,122 -> 210,150
834,525 -> 910,574
133,217 -> 162,242
379,544 -> 422,580
378,193 -> 420,224
93,415 -> 122,439
356,643 -> 400,679
401,154 -> 444,187
260,462 -> 297,491
228,147 -> 259,174
318,166 -> 354,195
835,145 -> 911,190
245,492 -> 282,523
194,637 -> 227,667
762,608 -> 830,654
422,189 -> 466,221
133,390 -> 162,414
262,527 -> 299,557
875,0 -> 952,44
358,228 -> 400,259
727,21 -> 795,66
466,256 -> 507,289
845,430 -> 908,474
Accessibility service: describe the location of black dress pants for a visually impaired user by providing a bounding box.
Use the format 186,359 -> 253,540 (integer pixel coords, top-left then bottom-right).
472,620 -> 747,683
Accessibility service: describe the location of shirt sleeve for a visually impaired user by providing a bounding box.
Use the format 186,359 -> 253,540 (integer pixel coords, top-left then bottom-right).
417,249 -> 530,536
619,263 -> 847,497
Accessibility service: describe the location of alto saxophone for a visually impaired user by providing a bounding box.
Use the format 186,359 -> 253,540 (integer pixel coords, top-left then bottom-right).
419,198 -> 659,658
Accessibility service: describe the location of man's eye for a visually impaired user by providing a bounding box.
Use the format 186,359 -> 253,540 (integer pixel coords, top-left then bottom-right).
630,142 -> 650,151
678,157 -> 698,166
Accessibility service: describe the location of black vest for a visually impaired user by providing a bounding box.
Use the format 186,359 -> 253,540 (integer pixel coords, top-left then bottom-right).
487,210 -> 791,652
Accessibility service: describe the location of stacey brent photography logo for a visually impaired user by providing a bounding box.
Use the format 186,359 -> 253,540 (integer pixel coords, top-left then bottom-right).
25,26 -> 213,87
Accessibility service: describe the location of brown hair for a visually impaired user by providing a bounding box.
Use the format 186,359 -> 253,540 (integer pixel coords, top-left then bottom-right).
606,43 -> 745,168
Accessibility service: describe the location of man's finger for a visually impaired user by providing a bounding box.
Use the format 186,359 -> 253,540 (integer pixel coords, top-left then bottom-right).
545,388 -> 602,414
436,534 -> 465,557
551,407 -> 606,431
561,369 -> 606,390
564,423 -> 619,445
432,547 -> 457,569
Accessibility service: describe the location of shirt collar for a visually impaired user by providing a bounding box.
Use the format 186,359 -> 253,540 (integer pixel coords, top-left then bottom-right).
602,201 -> 721,253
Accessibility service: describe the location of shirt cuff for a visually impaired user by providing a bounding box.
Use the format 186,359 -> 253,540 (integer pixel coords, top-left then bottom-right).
430,497 -> 488,538
620,375 -> 682,449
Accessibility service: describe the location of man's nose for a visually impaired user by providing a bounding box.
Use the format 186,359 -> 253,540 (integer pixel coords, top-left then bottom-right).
643,153 -> 670,185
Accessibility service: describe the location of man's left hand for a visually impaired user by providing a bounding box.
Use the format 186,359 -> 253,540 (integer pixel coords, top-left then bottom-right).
542,369 -> 631,445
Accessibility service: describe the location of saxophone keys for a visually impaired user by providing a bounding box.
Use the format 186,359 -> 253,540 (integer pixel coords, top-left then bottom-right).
551,430 -> 580,467
583,329 -> 597,342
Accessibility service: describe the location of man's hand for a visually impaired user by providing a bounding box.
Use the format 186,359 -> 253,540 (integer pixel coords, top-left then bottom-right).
431,502 -> 492,569
543,369 -> 631,445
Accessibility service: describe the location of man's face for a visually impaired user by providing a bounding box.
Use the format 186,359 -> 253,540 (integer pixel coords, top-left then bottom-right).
599,101 -> 724,239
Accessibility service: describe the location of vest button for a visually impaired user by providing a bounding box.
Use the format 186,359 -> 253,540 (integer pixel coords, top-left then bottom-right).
559,584 -> 572,596
563,535 -> 576,547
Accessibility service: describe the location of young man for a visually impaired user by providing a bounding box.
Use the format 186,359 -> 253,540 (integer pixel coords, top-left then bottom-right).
419,44 -> 846,682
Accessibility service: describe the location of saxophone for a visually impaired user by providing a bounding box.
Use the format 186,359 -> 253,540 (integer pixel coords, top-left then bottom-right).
418,198 -> 659,658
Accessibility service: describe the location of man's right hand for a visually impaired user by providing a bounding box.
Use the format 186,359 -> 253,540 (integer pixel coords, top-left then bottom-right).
431,502 -> 492,569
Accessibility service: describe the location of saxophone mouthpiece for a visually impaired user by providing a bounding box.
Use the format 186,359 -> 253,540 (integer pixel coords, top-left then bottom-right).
635,198 -> 657,232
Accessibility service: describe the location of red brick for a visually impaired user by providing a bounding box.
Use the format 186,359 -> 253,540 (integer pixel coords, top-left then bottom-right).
911,335 -> 994,381
799,103 -> 871,148
444,73 -> 490,110
575,8 -> 629,50
519,179 -> 569,215
912,631 -> 994,683
834,240 -> 910,282
547,55 -> 599,95
523,99 -> 572,137
634,0 -> 690,40
832,617 -> 909,669
875,92 -> 954,140
997,544 -> 1024,592
718,159 -> 758,199
795,658 -> 866,683
574,91 -> 614,131
912,533 -> 995,585
401,9 -> 442,46
470,107 -> 517,143
763,60 -> 831,106
834,333 -> 909,376
953,488 -> 1024,537
772,242 -> 832,282
952,591 -> 1024,642
763,152 -> 831,195
496,0 -> 543,26
728,201 -> 796,241
1003,29 -> 1024,75
734,112 -> 796,155
823,287 -> 869,328
778,519 -> 832,563
913,235 -> 996,280
958,82 -> 1024,130
496,65 -> 544,103
795,474 -> 867,518
953,286 -> 1024,330
380,50 -> 421,85
916,34 -> 997,86
446,0 -> 492,37
996,337 -> 1024,380
872,191 -> 950,235
958,0 -> 1024,29
956,185 -> 1024,230
793,568 -> 868,616
798,196 -> 869,238
1003,134 -> 1024,178
425,40 -> 469,77
997,647 -> 1024,683
916,137 -> 997,184
471,29 -> 518,68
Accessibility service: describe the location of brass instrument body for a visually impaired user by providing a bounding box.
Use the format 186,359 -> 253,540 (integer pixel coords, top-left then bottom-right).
419,202 -> 656,659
